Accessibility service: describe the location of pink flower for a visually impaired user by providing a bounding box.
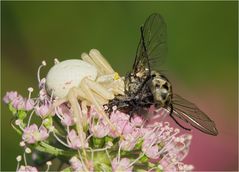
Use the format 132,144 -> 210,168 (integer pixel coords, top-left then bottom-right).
61,113 -> 74,126
39,89 -> 48,101
142,128 -> 158,146
142,129 -> 160,159
67,130 -> 88,149
90,119 -> 109,138
17,165 -> 38,172
58,105 -> 74,126
70,156 -> 94,172
112,158 -> 133,172
3,91 -> 18,103
144,144 -> 160,159
120,128 -> 141,151
25,99 -> 34,111
3,92 -> 35,111
12,96 -> 25,110
131,115 -> 144,127
122,122 -> 134,135
109,111 -> 130,137
69,156 -> 84,172
39,78 -> 46,89
35,104 -> 50,118
38,126 -> 49,141
161,134 -> 192,163
22,124 -> 49,144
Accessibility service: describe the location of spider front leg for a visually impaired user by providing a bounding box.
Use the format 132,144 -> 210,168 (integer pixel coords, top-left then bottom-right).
65,88 -> 91,168
79,77 -> 119,135
81,49 -> 125,96
81,49 -> 114,75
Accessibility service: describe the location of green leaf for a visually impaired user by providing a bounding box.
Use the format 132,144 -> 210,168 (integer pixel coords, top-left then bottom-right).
61,167 -> 72,172
105,136 -> 114,143
17,110 -> 27,120
93,137 -> 105,148
8,103 -> 17,114
43,116 -> 53,129
99,163 -> 112,171
135,138 -> 143,150
139,154 -> 148,163
11,121 -> 22,135
34,142 -> 76,157
135,169 -> 147,172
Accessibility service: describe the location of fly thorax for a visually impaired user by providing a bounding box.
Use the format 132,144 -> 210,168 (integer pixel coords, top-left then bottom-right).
149,71 -> 172,107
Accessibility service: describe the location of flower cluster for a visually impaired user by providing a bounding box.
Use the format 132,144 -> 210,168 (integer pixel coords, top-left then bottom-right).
3,60 -> 194,172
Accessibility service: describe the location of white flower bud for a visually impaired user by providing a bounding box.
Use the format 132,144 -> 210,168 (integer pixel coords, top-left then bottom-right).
49,126 -> 55,132
54,58 -> 59,64
16,155 -> 22,162
107,141 -> 113,147
46,161 -> 52,166
19,141 -> 25,147
42,60 -> 47,66
25,147 -> 31,154
27,87 -> 34,92
15,119 -> 21,125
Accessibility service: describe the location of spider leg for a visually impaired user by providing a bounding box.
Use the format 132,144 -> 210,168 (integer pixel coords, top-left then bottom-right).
89,49 -> 115,75
81,49 -> 114,75
83,78 -> 115,100
48,97 -> 68,114
82,49 -> 125,96
66,87 -> 90,166
81,52 -> 104,76
97,77 -> 125,96
80,78 -> 119,135
67,87 -> 85,131
169,104 -> 191,131
73,86 -> 108,105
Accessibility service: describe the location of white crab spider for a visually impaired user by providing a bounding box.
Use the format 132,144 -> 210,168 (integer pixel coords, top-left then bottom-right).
46,49 -> 124,135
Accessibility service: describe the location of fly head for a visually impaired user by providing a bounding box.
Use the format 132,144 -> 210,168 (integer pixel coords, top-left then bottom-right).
149,71 -> 172,108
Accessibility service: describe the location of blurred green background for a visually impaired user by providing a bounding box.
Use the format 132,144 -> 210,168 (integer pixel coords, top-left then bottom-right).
1,1 -> 238,171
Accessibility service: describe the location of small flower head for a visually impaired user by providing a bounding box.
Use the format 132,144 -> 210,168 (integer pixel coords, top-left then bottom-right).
17,165 -> 38,172
34,104 -> 50,118
25,99 -> 34,111
57,105 -> 74,126
22,124 -> 49,144
12,96 -> 25,110
3,91 -> 18,103
69,156 -> 84,172
90,119 -> 109,138
108,111 -> 130,137
112,157 -> 133,172
67,129 -> 88,149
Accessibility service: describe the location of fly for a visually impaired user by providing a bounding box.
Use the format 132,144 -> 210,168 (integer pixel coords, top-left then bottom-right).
108,13 -> 218,136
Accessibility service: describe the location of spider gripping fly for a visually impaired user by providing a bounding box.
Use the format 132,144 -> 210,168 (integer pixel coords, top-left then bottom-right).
108,13 -> 218,136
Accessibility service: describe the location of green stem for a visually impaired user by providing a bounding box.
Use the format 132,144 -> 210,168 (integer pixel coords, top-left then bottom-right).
34,142 -> 76,157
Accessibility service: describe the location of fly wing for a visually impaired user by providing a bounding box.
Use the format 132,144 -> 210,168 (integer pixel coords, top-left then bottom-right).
172,94 -> 218,136
132,13 -> 167,75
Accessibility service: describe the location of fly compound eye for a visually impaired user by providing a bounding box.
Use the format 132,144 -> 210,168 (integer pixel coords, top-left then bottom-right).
155,83 -> 161,88
162,83 -> 169,90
